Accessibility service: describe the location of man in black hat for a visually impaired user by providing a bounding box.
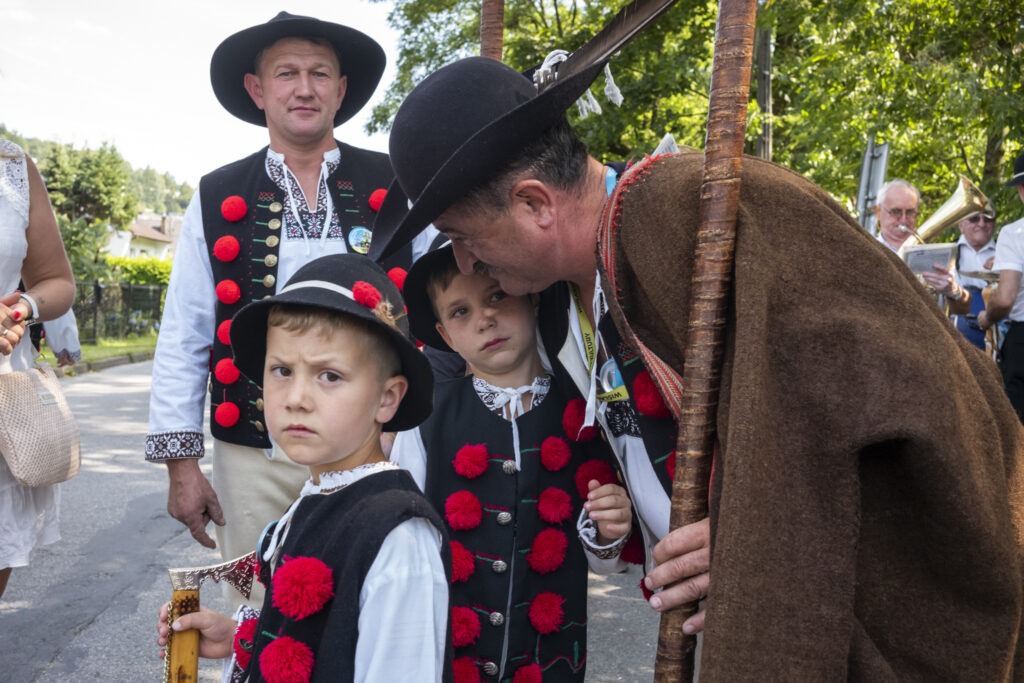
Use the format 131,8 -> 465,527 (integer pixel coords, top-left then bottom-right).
145,12 -> 400,601
980,150 -> 1024,420
370,57 -> 1024,678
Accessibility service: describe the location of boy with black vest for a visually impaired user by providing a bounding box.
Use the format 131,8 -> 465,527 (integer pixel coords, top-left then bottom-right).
391,244 -> 631,682
158,254 -> 452,682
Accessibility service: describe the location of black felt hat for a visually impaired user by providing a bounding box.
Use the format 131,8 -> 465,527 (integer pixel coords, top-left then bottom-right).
1006,151 -> 1024,188
403,236 -> 457,353
210,11 -> 386,127
367,56 -> 606,261
229,254 -> 432,431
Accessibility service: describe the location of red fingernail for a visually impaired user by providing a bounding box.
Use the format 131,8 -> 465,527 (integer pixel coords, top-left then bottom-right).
11,311 -> 20,321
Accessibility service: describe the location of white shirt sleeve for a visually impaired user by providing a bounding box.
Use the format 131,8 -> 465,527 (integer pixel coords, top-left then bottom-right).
389,428 -> 428,491
147,189 -> 217,439
356,517 -> 448,683
994,223 -> 1024,273
42,309 -> 81,360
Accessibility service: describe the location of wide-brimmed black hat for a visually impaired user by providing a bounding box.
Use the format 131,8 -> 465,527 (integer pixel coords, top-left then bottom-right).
229,254 -> 432,431
211,11 -> 386,127
404,236 -> 457,352
1007,151 -> 1024,188
367,56 -> 606,261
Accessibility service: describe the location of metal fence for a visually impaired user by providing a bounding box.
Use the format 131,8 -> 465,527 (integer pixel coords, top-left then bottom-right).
73,282 -> 166,344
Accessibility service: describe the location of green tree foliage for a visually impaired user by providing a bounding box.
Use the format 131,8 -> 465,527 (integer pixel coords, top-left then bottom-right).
130,166 -> 194,214
56,214 -> 110,283
105,255 -> 172,285
369,0 -> 1024,227
40,142 -> 139,228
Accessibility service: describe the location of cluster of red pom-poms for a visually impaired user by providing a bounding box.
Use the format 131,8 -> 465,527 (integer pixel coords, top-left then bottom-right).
352,281 -> 382,309
272,556 -> 335,620
221,195 -> 247,222
213,235 -> 241,262
527,528 -> 567,574
445,490 -> 483,531
450,540 -> 475,583
387,267 -> 407,292
215,358 -> 241,384
232,617 -> 258,670
574,459 -> 617,498
562,399 -> 598,442
540,436 -> 572,471
451,606 -> 481,647
528,591 -> 565,634
259,635 -> 314,683
453,444 -> 489,479
513,663 -> 543,683
368,188 -> 387,212
453,657 -> 480,683
639,576 -> 655,601
217,320 -> 232,345
633,369 -> 670,418
215,401 -> 240,427
536,487 -> 572,524
216,280 -> 241,305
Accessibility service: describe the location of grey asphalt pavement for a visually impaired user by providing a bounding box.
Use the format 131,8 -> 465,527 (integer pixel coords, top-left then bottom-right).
0,360 -> 658,681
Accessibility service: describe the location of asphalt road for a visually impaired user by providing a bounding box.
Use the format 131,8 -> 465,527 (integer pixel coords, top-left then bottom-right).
0,360 -> 659,682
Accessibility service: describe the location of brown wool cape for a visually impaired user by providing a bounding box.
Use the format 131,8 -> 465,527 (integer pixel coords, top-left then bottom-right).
599,152 -> 1024,680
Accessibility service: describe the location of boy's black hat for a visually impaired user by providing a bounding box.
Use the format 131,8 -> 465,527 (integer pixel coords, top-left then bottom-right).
210,11 -> 386,128
367,56 -> 606,261
404,237 -> 457,353
229,253 -> 432,431
1007,151 -> 1024,188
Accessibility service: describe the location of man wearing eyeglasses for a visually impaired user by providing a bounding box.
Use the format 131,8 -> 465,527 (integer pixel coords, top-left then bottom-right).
951,210 -> 997,349
873,179 -> 921,252
980,151 -> 1024,420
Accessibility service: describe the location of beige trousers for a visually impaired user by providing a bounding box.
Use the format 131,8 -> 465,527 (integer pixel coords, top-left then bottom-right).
212,439 -> 307,610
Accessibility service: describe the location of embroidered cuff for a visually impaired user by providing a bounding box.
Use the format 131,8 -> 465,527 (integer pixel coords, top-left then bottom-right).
146,430 -> 205,462
577,510 -> 630,560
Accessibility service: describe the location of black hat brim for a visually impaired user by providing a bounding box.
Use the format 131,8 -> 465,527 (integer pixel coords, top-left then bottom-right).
403,242 -> 457,352
368,59 -> 606,261
211,13 -> 385,127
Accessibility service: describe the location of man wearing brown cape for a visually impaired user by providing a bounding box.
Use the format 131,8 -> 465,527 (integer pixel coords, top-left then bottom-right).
370,57 -> 1024,679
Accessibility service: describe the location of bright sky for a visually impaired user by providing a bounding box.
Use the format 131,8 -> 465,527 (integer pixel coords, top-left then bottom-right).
0,0 -> 399,187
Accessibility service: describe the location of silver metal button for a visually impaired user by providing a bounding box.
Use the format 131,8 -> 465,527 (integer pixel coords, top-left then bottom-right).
496,511 -> 512,525
482,662 -> 498,676
489,611 -> 504,626
491,560 -> 507,574
502,460 -> 516,475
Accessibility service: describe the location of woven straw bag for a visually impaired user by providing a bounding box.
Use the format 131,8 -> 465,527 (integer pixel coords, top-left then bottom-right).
0,362 -> 80,487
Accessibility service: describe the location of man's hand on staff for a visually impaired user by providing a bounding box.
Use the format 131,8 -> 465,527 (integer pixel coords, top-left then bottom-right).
643,516 -> 711,634
156,602 -> 235,660
166,459 -> 225,548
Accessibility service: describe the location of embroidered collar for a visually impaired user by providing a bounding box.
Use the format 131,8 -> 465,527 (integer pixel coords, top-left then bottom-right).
265,147 -> 342,253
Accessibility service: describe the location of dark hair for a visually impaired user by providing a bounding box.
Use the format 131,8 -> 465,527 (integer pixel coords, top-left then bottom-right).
423,250 -> 463,318
458,117 -> 589,217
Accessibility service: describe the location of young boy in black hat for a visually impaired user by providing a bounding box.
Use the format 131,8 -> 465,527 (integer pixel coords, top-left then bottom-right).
157,253 -> 452,682
391,243 -> 632,682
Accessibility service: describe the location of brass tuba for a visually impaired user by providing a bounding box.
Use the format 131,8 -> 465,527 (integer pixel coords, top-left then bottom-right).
899,175 -> 991,249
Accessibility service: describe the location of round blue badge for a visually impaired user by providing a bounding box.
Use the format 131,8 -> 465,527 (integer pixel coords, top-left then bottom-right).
599,358 -> 624,393
348,227 -> 372,254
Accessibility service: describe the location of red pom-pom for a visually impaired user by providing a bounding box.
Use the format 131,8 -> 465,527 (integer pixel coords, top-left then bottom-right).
387,267 -> 407,291
621,532 -> 645,566
537,487 -> 572,524
214,357 -> 241,384
450,540 -> 475,583
215,401 -> 240,427
526,528 -> 567,574
665,449 -> 677,481
451,605 -> 481,647
368,188 -> 387,212
513,663 -> 543,683
574,459 -> 617,498
639,576 -> 654,601
633,369 -> 671,418
453,657 -> 480,683
221,195 -> 248,222
445,490 -> 483,531
528,592 -> 565,634
233,617 -> 258,670
217,319 -> 232,345
453,444 -> 489,479
562,399 -> 597,442
352,281 -> 382,309
539,436 -> 572,471
216,279 -> 241,305
213,235 -> 241,262
271,556 -> 334,620
258,635 -> 314,683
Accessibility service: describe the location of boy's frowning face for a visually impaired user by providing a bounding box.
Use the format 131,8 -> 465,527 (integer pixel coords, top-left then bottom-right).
432,271 -> 540,382
263,323 -> 406,480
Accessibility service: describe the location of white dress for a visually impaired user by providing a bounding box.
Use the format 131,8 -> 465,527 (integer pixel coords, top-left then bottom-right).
0,139 -> 61,569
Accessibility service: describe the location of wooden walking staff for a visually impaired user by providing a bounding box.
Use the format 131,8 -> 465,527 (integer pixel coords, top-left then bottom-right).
162,553 -> 257,683
653,0 -> 759,681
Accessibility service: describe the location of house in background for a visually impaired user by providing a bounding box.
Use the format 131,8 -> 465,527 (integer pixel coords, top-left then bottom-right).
104,212 -> 183,259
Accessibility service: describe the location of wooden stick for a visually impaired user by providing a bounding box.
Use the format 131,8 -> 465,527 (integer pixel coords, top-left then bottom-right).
653,0 -> 759,680
164,589 -> 200,683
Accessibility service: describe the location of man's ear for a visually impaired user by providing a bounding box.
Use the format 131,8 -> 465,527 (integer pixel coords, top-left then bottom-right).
243,73 -> 265,111
376,375 -> 409,425
511,179 -> 556,229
